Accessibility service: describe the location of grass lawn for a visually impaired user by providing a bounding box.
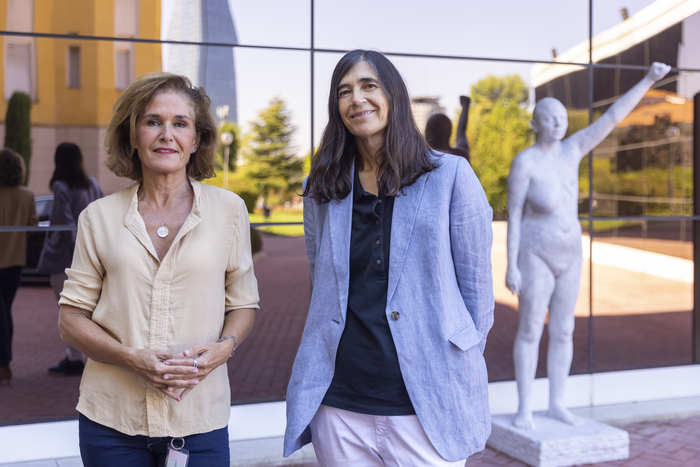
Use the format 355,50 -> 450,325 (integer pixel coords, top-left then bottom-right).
249,211 -> 304,237
579,219 -> 641,233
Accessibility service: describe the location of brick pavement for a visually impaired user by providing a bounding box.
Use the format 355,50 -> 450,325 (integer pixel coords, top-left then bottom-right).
238,417 -> 700,467
470,417 -> 700,467
249,417 -> 700,467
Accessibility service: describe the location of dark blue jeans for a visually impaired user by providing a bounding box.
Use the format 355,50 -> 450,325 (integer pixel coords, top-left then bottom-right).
0,266 -> 22,367
79,414 -> 230,467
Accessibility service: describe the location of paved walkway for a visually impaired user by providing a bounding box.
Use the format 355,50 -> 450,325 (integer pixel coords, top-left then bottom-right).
472,417 -> 700,466
237,416 -> 700,467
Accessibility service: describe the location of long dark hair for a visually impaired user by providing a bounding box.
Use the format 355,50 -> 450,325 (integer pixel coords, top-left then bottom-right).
303,50 -> 439,204
49,142 -> 90,190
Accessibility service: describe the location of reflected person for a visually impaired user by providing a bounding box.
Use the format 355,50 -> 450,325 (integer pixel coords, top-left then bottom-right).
0,149 -> 38,384
39,142 -> 103,376
505,62 -> 671,430
425,95 -> 471,162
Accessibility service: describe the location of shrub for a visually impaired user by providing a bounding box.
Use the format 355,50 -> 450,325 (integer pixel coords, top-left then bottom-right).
239,191 -> 258,214
4,92 -> 32,185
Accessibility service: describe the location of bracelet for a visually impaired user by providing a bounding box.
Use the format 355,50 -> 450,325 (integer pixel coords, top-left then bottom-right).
216,335 -> 238,358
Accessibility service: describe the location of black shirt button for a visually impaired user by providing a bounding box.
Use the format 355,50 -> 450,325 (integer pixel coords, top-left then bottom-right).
390,311 -> 400,320
378,199 -> 382,204
375,220 -> 379,225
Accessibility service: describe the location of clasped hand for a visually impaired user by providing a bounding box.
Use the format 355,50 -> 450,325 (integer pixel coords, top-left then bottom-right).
130,341 -> 231,402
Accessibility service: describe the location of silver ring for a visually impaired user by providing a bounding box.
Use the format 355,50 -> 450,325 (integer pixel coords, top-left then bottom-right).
193,359 -> 198,368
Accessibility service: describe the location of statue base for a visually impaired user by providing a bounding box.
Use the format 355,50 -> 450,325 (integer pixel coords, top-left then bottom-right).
487,413 -> 629,467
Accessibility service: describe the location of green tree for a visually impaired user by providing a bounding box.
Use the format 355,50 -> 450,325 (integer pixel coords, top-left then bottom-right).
240,97 -> 304,205
466,75 -> 533,217
4,92 -> 32,185
217,120 -> 241,171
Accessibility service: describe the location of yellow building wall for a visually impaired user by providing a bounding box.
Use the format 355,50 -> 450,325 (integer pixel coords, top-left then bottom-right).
0,0 -> 161,126
137,0 -> 162,80
0,0 -> 161,194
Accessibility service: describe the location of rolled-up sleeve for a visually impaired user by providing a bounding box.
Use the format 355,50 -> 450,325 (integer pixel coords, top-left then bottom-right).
59,208 -> 105,314
224,199 -> 260,312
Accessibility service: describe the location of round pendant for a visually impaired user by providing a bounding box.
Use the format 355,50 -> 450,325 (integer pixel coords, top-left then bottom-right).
156,225 -> 169,238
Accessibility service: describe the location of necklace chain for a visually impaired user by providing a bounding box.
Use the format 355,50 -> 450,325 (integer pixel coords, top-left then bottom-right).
144,184 -> 188,238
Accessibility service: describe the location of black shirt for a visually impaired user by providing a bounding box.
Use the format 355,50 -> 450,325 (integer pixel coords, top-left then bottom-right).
321,166 -> 415,416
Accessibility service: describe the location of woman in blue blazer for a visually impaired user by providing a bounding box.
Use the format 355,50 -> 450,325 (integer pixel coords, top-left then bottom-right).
284,50 -> 495,466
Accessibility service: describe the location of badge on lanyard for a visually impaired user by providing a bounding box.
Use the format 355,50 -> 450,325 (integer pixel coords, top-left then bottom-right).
166,437 -> 189,467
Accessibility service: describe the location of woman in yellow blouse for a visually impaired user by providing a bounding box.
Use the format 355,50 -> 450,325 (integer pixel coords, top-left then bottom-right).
57,73 -> 259,467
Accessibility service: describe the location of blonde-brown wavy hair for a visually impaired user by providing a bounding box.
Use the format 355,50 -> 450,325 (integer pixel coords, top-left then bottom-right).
104,72 -> 218,181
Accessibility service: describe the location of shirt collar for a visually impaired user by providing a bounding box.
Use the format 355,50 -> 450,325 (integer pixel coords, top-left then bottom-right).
125,178 -> 202,227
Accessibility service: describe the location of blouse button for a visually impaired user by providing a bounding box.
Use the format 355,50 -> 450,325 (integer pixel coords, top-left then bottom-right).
376,259 -> 381,265
390,311 -> 400,321
375,220 -> 379,225
376,240 -> 380,245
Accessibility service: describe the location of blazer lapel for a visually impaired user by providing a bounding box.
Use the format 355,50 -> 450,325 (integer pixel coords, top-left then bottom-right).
388,173 -> 428,303
327,165 -> 354,319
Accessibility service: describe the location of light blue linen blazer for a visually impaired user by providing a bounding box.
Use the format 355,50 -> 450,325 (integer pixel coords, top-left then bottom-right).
283,153 -> 495,461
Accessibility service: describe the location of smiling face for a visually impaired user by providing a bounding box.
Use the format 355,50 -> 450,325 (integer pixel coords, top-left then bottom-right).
135,92 -> 198,179
337,60 -> 390,146
532,98 -> 568,143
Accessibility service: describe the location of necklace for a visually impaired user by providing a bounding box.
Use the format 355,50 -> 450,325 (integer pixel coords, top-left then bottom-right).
143,184 -> 188,238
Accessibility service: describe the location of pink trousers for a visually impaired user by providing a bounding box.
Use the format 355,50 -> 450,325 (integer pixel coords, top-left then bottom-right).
309,405 -> 467,467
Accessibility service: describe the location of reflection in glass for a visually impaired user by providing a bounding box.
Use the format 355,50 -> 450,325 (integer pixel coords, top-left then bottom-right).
588,70 -> 697,217
591,221 -> 693,372
165,0 -> 238,122
592,87 -> 693,217
226,0 -> 310,49
315,0 -> 588,62
1,38 -> 161,197
593,0 -> 700,69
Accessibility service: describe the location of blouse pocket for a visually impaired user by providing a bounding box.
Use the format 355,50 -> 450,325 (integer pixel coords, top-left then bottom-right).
448,322 -> 483,351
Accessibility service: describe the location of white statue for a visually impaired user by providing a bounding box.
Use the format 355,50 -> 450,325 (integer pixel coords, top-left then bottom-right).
505,62 -> 671,430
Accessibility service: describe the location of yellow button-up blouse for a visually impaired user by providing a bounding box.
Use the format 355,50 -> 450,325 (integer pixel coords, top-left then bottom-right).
59,180 -> 260,437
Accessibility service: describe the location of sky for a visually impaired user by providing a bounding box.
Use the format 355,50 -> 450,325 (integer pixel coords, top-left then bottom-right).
161,0 -> 662,156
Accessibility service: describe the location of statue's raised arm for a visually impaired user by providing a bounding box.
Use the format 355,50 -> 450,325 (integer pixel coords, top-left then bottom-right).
568,62 -> 671,159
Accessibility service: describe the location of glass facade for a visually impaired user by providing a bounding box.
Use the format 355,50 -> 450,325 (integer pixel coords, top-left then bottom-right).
591,220 -> 694,372
1,0 -> 699,422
